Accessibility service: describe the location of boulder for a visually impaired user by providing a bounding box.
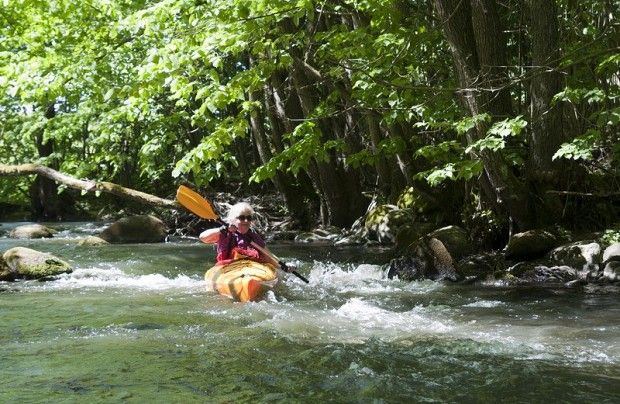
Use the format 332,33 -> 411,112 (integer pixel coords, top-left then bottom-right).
9,224 -> 56,239
458,252 -> 504,280
98,215 -> 167,243
388,237 -> 458,282
364,204 -> 415,244
428,226 -> 474,261
387,255 -> 429,282
602,262 -> 620,282
601,243 -> 620,282
2,247 -> 72,280
602,242 -> 620,264
77,236 -> 109,246
396,186 -> 432,212
394,222 -> 435,251
533,265 -> 579,283
549,241 -> 601,273
0,255 -> 12,280
508,262 -> 579,284
505,229 -> 562,260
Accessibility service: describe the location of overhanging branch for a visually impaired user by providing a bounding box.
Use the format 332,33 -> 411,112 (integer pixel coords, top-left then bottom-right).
0,163 -> 179,209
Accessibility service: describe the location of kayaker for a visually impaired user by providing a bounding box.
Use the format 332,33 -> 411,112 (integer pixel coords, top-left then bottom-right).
199,202 -> 267,263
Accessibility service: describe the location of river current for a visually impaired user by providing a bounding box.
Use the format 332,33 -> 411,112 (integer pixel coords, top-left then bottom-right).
1,222 -> 618,402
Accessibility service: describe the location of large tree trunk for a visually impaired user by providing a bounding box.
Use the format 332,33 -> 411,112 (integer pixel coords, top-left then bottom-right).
528,0 -> 563,172
432,0 -> 531,230
470,0 -> 513,117
526,0 -> 566,224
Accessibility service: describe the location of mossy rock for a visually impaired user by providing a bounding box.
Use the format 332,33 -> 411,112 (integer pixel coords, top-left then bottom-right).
0,255 -> 13,281
396,187 -> 430,213
428,226 -> 473,261
548,241 -> 601,271
2,247 -> 72,280
505,229 -> 562,260
394,222 -> 436,251
365,204 -> 415,244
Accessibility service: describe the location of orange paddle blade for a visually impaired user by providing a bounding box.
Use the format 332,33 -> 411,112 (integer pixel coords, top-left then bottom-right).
176,185 -> 220,221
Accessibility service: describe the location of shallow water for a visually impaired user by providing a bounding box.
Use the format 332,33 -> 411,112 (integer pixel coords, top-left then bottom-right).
1,222 -> 619,402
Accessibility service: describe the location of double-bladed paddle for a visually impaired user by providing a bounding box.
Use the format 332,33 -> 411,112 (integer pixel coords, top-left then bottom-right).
176,185 -> 309,283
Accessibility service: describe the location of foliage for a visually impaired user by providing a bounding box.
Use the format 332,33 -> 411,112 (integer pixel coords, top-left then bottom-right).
600,228 -> 620,247
0,0 -> 617,230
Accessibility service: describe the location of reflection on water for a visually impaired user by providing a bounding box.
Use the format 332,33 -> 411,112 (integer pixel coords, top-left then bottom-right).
1,222 -> 619,402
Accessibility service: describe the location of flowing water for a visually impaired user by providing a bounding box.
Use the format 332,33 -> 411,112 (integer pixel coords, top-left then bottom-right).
1,222 -> 619,403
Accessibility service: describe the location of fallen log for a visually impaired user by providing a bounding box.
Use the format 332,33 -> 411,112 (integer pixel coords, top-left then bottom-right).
0,163 -> 178,209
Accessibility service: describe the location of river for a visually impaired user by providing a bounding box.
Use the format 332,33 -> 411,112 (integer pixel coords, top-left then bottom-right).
1,222 -> 619,402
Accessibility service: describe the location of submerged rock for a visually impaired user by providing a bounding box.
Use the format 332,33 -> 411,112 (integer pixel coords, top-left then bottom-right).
9,224 -> 56,239
99,215 -> 167,243
1,247 -> 72,280
77,236 -> 109,246
457,252 -> 504,281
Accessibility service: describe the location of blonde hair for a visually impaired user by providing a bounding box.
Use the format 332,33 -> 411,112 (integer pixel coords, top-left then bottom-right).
226,202 -> 255,223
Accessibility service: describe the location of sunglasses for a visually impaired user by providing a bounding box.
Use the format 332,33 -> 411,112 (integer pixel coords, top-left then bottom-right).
236,215 -> 254,222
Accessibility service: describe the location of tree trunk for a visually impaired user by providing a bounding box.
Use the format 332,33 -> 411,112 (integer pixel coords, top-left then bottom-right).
527,0 -> 564,176
470,0 -> 513,117
526,0 -> 566,224
432,0 -> 532,230
29,103 -> 65,220
248,87 -> 315,229
266,71 -> 322,226
365,111 -> 393,197
290,60 -> 367,227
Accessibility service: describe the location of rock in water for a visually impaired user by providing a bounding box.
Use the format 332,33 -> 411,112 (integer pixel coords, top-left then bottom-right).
9,224 -> 56,239
99,215 -> 167,243
2,247 -> 72,280
602,243 -> 620,282
77,236 -> 109,246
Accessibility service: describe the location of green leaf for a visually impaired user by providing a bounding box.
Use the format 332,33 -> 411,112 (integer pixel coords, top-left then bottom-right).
552,129 -> 600,161
455,114 -> 490,135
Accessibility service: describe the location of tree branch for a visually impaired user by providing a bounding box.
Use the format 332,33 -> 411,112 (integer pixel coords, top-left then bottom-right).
0,163 -> 179,209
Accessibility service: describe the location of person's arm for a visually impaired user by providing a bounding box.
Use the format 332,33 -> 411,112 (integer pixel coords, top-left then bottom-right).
199,227 -> 223,244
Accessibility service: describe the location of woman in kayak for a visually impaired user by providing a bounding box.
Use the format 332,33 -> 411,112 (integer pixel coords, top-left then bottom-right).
199,202 -> 267,263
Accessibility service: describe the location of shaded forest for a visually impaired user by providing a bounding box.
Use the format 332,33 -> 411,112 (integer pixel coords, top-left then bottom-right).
1,0 -> 618,240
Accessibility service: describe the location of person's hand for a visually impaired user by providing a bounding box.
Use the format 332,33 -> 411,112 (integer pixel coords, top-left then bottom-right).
228,224 -> 238,233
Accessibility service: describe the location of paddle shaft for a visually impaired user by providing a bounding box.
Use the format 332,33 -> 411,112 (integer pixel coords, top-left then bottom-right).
249,241 -> 309,284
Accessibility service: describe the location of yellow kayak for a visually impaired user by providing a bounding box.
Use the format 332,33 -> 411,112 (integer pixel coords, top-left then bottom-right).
205,259 -> 278,302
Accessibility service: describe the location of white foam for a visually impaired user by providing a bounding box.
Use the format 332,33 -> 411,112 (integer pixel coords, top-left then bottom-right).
37,267 -> 204,291
463,300 -> 505,308
251,297 -> 453,343
303,262 -> 405,296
